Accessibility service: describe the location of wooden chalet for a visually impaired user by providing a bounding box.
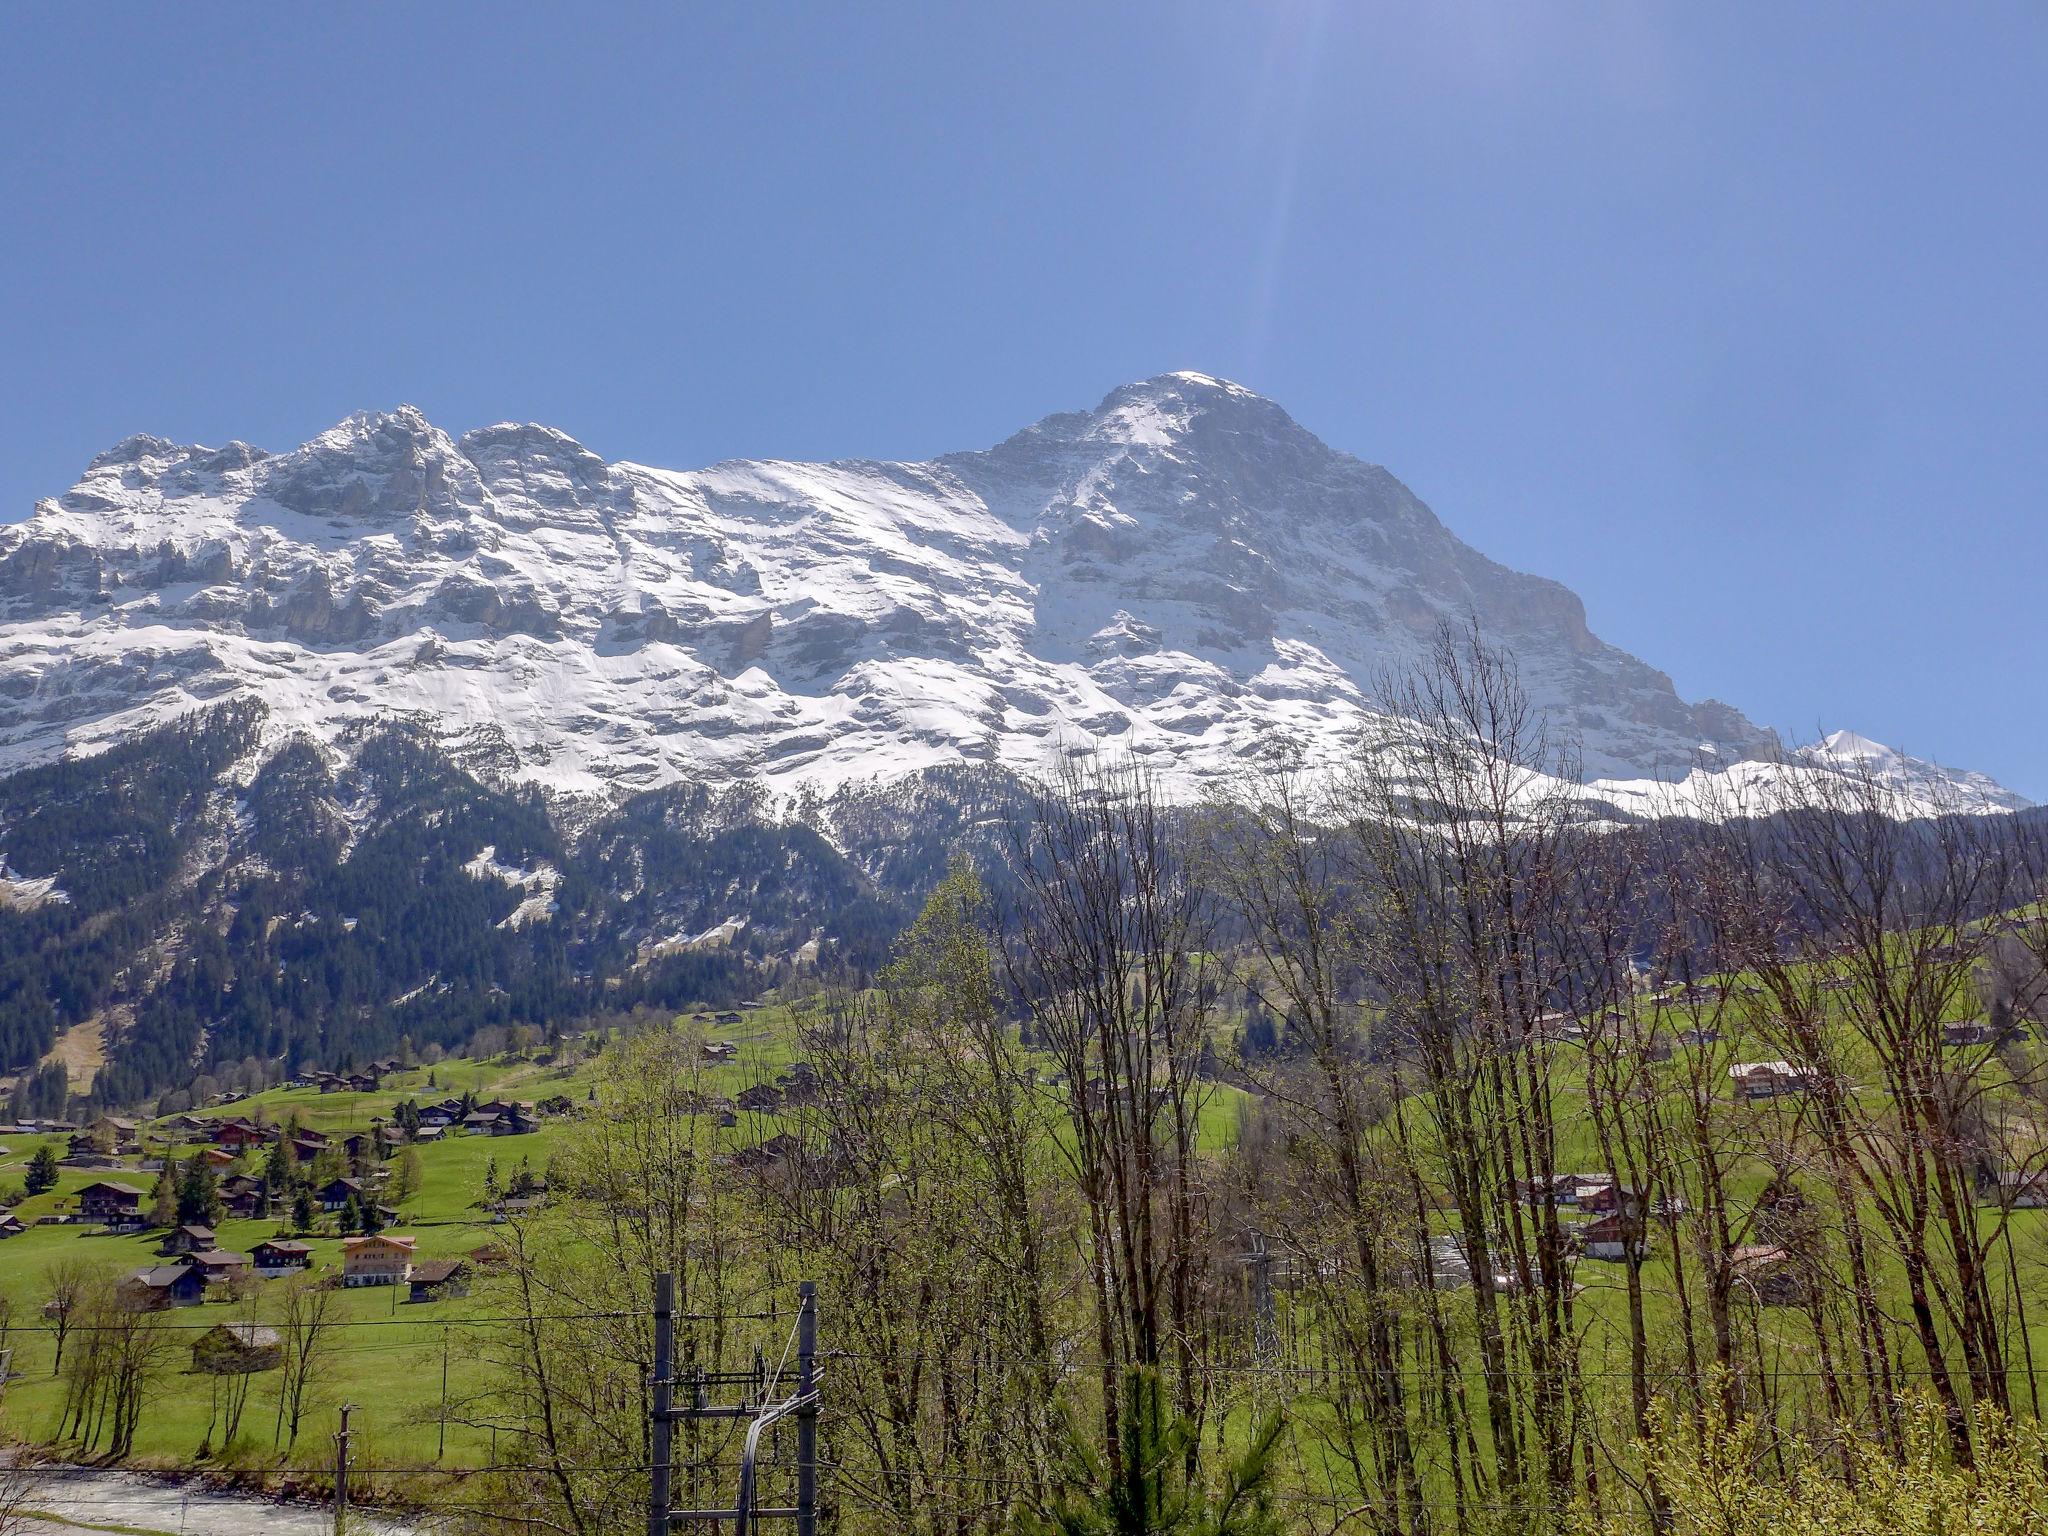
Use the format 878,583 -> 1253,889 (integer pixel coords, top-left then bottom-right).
342,1233 -> 416,1287
1729,1061 -> 1814,1101
318,1176 -> 367,1212
252,1239 -> 314,1273
76,1180 -> 146,1224
408,1257 -> 470,1302
125,1264 -> 205,1309
159,1223 -> 216,1256
186,1248 -> 251,1285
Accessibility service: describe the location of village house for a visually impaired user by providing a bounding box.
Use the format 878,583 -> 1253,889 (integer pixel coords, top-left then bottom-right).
1577,1183 -> 1648,1217
736,1083 -> 782,1113
125,1264 -> 206,1309
211,1118 -> 275,1151
185,1248 -> 251,1286
159,1223 -> 216,1256
197,1145 -> 238,1169
1942,1020 -> 1999,1048
318,1176 -> 367,1212
252,1238 -> 314,1274
221,1174 -> 268,1219
1577,1211 -> 1646,1262
76,1180 -> 146,1225
70,1116 -> 142,1157
65,1131 -> 123,1166
1519,1173 -> 1610,1208
0,1209 -> 23,1239
1728,1061 -> 1814,1101
1978,1169 -> 2048,1209
250,1236 -> 311,1277
408,1257 -> 470,1302
342,1233 -> 416,1287
191,1323 -> 282,1374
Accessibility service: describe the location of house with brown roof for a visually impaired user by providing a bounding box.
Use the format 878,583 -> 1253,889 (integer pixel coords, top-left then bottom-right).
342,1234 -> 416,1287
252,1239 -> 314,1273
318,1176 -> 367,1212
408,1257 -> 470,1302
76,1180 -> 147,1225
125,1264 -> 206,1309
1729,1061 -> 1815,1101
186,1248 -> 251,1285
211,1119 -> 275,1151
1577,1212 -> 1646,1262
160,1223 -> 216,1256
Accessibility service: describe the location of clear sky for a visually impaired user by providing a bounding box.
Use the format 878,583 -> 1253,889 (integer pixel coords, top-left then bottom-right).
2,3 -> 2042,794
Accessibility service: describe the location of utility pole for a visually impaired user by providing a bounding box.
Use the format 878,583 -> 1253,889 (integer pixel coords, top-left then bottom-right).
654,1277 -> 823,1535
649,1271 -> 674,1536
438,1326 -> 449,1461
334,1401 -> 352,1536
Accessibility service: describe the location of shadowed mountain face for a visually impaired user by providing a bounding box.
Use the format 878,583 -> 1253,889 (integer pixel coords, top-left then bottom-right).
0,371 -> 1806,797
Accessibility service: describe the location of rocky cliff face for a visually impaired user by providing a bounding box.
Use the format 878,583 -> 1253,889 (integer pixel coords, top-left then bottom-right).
0,372 -> 2018,811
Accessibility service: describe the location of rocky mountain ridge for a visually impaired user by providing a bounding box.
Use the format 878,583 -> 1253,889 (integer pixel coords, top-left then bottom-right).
13,371 -> 1996,812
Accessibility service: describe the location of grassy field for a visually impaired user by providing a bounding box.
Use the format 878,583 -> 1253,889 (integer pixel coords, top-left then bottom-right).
0,991 -> 1249,1483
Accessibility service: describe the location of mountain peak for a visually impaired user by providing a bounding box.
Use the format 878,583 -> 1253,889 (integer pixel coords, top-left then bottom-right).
0,381 -> 2022,816
1082,371 -> 1303,448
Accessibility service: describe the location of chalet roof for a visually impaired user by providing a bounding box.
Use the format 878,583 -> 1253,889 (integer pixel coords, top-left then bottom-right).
201,1323 -> 281,1348
342,1233 -> 416,1251
253,1239 -> 313,1255
131,1265 -> 199,1288
410,1258 -> 468,1284
78,1180 -> 146,1197
191,1248 -> 249,1266
172,1224 -> 216,1240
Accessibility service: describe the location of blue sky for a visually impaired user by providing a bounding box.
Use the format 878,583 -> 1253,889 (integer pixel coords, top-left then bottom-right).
3,3 -> 2043,794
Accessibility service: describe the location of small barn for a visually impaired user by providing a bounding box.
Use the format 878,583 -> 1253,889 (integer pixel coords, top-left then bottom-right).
408,1257 -> 471,1302
192,1323 -> 282,1374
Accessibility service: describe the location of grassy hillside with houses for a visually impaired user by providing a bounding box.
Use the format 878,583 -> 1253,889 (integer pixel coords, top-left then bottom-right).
0,1000 -> 811,1478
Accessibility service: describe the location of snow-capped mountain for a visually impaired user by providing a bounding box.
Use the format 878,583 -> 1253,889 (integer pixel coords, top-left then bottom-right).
0,372 -> 2024,813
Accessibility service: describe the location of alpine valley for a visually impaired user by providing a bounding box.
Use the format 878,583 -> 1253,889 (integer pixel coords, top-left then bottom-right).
0,373 -> 2027,1103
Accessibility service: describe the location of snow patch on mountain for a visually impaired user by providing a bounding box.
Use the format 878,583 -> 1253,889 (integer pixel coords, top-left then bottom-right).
462,845 -> 560,929
0,374 -> 2024,817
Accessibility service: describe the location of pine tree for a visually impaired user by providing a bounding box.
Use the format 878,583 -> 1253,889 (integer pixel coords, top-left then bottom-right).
24,1141 -> 59,1196
176,1154 -> 224,1226
291,1188 -> 316,1233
